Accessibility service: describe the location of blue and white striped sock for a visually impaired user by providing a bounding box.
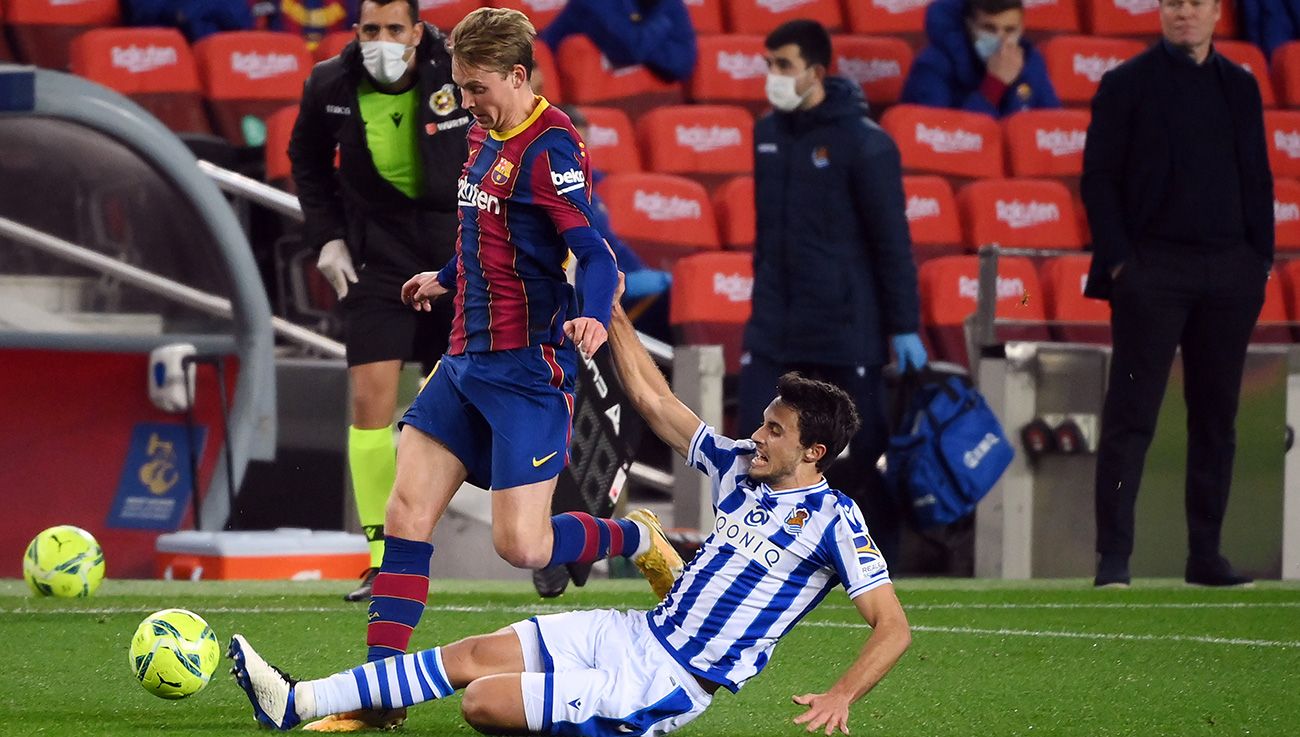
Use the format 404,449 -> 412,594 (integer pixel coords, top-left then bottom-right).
298,647 -> 455,719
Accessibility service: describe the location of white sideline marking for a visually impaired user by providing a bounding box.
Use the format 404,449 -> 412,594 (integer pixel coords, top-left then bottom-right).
837,623 -> 1300,650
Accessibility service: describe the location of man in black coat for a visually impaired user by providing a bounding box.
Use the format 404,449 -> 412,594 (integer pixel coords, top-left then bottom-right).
289,0 -> 472,602
1082,0 -> 1273,588
740,20 -> 926,568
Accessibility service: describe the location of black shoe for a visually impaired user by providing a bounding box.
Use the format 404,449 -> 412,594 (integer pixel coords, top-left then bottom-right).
532,564 -> 570,598
565,561 -> 594,588
1185,555 -> 1254,587
343,567 -> 379,602
1094,554 -> 1131,588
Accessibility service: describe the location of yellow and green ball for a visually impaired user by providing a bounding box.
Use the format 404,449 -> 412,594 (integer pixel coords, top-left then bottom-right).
23,525 -> 106,598
129,608 -> 221,699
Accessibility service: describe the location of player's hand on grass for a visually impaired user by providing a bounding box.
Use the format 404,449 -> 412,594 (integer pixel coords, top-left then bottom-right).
401,272 -> 449,311
792,691 -> 852,735
564,317 -> 608,358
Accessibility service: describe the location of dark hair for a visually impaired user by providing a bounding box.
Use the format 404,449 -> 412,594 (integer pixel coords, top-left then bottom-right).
361,0 -> 420,26
966,0 -> 1025,17
764,19 -> 832,69
775,373 -> 860,472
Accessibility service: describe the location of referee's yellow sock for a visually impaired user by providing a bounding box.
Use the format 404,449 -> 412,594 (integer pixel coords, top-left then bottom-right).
348,425 -> 397,569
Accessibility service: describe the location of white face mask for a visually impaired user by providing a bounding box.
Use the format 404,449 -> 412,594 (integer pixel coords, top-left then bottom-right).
972,30 -> 1001,62
360,40 -> 413,85
765,69 -> 812,112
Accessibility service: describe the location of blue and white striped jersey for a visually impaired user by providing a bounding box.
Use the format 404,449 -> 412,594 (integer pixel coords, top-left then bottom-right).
646,423 -> 892,693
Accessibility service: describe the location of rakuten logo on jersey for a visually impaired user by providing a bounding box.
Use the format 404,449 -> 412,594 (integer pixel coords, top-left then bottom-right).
837,57 -> 902,85
1113,0 -> 1157,14
586,124 -> 620,149
231,51 -> 300,80
458,178 -> 501,215
1276,199 -> 1300,223
1275,129 -> 1300,158
713,273 -> 753,302
958,275 -> 1026,300
915,123 -> 983,154
1073,54 -> 1125,83
111,45 -> 178,74
716,51 -> 767,81
872,0 -> 930,13
676,125 -> 743,153
1035,128 -> 1086,157
906,196 -> 941,222
634,190 -> 702,221
996,199 -> 1060,229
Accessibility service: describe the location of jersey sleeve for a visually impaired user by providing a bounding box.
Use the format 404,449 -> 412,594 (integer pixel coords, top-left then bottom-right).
685,423 -> 755,507
529,129 -> 599,234
819,496 -> 892,600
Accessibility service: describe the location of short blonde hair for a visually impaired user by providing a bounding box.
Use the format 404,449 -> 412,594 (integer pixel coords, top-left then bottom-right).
450,7 -> 536,77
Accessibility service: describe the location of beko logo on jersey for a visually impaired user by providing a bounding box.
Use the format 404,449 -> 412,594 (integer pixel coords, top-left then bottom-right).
458,178 -> 500,214
551,168 -> 586,194
713,511 -> 784,568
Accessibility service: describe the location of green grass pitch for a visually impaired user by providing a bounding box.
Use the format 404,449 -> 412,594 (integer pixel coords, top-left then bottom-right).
3,578 -> 1299,737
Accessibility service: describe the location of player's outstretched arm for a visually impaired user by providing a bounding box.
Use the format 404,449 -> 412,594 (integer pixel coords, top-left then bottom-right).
607,300 -> 702,458
792,585 -> 911,735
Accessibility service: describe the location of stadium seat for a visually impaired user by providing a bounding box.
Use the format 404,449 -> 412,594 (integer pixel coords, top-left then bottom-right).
1255,270 -> 1291,343
581,106 -> 641,173
0,2 -> 14,61
881,104 -> 1003,180
193,32 -> 312,147
833,35 -> 913,111
670,251 -> 753,374
1271,41 -> 1300,109
596,172 -> 720,271
1080,0 -> 1159,36
1040,254 -> 1110,343
3,0 -> 119,69
314,30 -> 352,62
723,0 -> 842,33
1275,178 -> 1300,251
69,28 -> 212,135
687,0 -> 725,34
843,0 -> 930,37
637,104 -> 754,191
918,254 -> 1049,365
420,0 -> 485,30
1216,40 -> 1275,108
533,39 -> 563,103
1003,109 -> 1089,179
713,175 -> 754,250
1024,0 -> 1081,34
1040,35 -> 1144,106
1280,259 -> 1300,339
1265,110 -> 1300,179
689,35 -> 769,114
958,178 -> 1083,250
554,35 -> 682,117
903,175 -> 963,262
264,104 -> 299,187
488,0 -> 567,31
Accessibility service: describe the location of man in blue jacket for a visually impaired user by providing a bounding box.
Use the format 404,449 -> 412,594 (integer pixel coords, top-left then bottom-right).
539,0 -> 696,82
900,0 -> 1059,118
741,20 -> 926,569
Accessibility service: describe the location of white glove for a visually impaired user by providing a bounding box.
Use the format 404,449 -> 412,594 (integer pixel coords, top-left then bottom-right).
317,239 -> 358,299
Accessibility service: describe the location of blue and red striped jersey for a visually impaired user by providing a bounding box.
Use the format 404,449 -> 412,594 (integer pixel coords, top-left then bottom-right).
447,97 -> 601,355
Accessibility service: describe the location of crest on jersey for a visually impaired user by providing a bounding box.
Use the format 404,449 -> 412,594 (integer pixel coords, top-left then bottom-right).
429,84 -> 457,116
490,157 -> 515,186
783,507 -> 809,535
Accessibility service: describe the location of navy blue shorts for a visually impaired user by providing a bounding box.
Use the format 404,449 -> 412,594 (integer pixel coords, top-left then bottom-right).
401,345 -> 577,490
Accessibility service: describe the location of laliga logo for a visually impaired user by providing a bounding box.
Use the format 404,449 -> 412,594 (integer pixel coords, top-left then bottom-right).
111,45 -> 178,74
231,51 -> 300,80
712,273 -> 753,302
906,195 -> 941,222
995,199 -> 1061,229
1035,128 -> 1086,157
963,433 -> 1002,469
716,51 -> 768,81
958,275 -> 1026,300
757,0 -> 817,11
1073,54 -> 1125,83
458,177 -> 501,214
1274,130 -> 1300,159
1113,0 -> 1158,14
915,123 -> 983,153
1276,200 -> 1300,223
872,0 -> 931,13
634,190 -> 703,221
586,124 -> 620,149
675,125 -> 743,153
837,57 -> 902,85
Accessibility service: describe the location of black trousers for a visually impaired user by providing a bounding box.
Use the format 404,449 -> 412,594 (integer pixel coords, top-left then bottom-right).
737,354 -> 899,565
1094,243 -> 1267,560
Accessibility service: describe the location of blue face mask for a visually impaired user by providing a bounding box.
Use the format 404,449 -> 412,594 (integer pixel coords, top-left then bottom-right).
972,30 -> 1002,62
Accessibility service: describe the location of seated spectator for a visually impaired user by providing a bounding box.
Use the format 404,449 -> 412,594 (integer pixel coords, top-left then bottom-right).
251,0 -> 360,52
1240,0 -> 1300,58
900,0 -> 1059,118
124,0 -> 253,41
540,0 -> 697,83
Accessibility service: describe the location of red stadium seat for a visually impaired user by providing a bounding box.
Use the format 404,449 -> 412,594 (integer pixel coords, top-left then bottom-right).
1024,0 -> 1081,34
193,31 -> 312,146
1216,40 -> 1275,108
1040,35 -> 1144,106
0,2 -> 14,61
713,175 -> 755,250
919,255 -> 1049,365
420,0 -> 485,30
264,104 -> 299,186
670,252 -> 753,374
1081,0 -> 1159,36
723,0 -> 842,33
833,35 -> 913,110
581,106 -> 641,173
313,30 -> 352,62
487,0 -> 567,31
597,173 -> 720,271
554,35 -> 682,117
1280,259 -> 1300,338
1003,108 -> 1089,178
69,28 -> 211,135
1265,110 -> 1300,179
1275,178 -> 1300,251
1040,254 -> 1110,343
1255,270 -> 1291,342
903,175 -> 963,262
3,0 -> 119,69
843,0 -> 930,36
637,104 -> 754,190
881,104 -> 1004,179
958,179 -> 1083,250
1271,41 -> 1300,109
689,35 -> 769,114
532,39 -> 563,102
686,0 -> 725,34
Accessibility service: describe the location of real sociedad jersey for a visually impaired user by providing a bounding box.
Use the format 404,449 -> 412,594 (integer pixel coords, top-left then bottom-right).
647,424 -> 892,693
450,97 -> 596,354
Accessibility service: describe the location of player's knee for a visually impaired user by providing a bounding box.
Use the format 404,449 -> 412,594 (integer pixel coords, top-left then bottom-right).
494,537 -> 549,569
459,681 -> 501,733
